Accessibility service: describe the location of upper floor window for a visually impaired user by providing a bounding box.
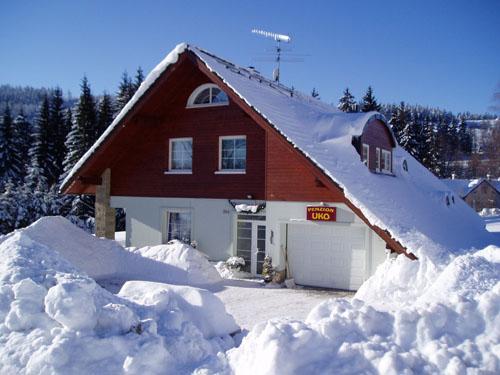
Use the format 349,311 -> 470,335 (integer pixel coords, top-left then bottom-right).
187,83 -> 229,108
362,144 -> 369,166
168,138 -> 192,173
381,149 -> 392,173
217,135 -> 246,173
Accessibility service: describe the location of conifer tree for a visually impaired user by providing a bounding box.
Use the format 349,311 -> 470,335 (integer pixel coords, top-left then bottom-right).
389,101 -> 410,144
457,118 -> 472,155
13,109 -> 31,182
115,71 -> 134,113
0,180 -> 17,233
49,87 -> 67,182
337,88 -> 356,112
0,105 -> 20,187
133,67 -> 144,91
361,86 -> 381,112
75,76 -> 97,150
399,112 -> 420,158
96,93 -> 114,136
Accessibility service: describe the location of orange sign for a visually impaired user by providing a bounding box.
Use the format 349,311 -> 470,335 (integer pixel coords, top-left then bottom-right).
306,206 -> 336,222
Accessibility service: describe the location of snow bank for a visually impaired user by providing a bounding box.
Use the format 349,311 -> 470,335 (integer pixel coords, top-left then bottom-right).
0,220 -> 236,374
129,241 -> 222,286
480,208 -> 500,217
200,245 -> 500,374
0,216 -> 220,288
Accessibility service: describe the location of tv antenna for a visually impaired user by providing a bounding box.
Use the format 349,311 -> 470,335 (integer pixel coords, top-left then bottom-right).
251,28 -> 292,83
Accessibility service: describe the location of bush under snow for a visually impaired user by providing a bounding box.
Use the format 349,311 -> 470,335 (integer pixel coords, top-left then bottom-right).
0,218 -> 237,374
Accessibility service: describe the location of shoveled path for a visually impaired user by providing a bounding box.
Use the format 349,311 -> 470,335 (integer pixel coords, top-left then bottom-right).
214,279 -> 353,331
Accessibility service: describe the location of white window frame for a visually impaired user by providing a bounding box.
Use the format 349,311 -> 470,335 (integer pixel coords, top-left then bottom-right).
216,135 -> 246,174
166,137 -> 193,174
163,208 -> 193,244
186,83 -> 229,108
381,149 -> 392,174
375,147 -> 381,172
362,143 -> 369,167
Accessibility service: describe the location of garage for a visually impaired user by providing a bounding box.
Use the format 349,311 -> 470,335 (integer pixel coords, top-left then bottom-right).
286,223 -> 367,290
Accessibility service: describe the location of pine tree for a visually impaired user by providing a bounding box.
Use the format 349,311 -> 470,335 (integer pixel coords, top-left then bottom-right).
0,180 -> 17,234
96,93 -> 114,136
115,71 -> 134,114
399,112 -> 420,158
13,109 -> 31,182
311,88 -> 320,99
389,101 -> 410,144
361,86 -> 381,112
0,105 -> 21,187
457,118 -> 472,155
337,88 -> 356,112
49,87 -> 67,182
133,67 -> 144,91
75,76 -> 97,150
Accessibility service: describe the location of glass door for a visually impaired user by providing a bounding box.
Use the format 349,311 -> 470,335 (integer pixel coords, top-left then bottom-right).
236,219 -> 266,275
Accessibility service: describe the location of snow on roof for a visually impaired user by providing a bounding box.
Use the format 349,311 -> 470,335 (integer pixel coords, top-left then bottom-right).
443,178 -> 500,197
62,43 -> 496,254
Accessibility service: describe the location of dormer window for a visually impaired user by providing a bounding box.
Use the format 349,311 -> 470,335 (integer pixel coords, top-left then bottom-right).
381,149 -> 392,173
362,144 -> 369,166
187,83 -> 229,108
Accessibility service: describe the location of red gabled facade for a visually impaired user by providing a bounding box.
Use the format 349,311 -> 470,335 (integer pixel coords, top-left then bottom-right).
63,49 -> 414,259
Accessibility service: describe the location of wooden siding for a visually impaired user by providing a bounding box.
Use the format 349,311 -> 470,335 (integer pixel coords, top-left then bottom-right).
360,119 -> 394,172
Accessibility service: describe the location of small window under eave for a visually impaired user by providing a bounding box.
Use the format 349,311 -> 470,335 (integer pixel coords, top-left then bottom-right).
186,83 -> 229,108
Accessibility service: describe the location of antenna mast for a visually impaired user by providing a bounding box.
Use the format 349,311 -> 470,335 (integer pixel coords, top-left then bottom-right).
251,29 -> 291,82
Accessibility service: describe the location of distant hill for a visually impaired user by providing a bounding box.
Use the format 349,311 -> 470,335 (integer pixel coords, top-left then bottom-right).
0,84 -> 77,122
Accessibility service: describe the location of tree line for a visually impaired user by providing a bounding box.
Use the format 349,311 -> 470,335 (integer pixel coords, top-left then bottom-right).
0,68 -> 144,234
336,86 -> 498,178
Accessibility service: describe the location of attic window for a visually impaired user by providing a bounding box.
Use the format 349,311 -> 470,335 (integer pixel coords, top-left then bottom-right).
187,83 -> 229,108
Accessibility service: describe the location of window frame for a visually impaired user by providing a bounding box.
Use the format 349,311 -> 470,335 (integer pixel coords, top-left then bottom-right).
163,208 -> 193,244
166,137 -> 193,174
216,135 -> 247,174
362,143 -> 369,167
186,83 -> 229,108
375,147 -> 381,172
381,149 -> 392,174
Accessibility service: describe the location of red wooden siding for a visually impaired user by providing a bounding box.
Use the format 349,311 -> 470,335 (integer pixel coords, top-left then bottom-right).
360,119 -> 395,172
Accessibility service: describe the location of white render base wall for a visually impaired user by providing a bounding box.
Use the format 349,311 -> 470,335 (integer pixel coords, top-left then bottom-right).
110,196 -> 236,261
111,196 -> 388,289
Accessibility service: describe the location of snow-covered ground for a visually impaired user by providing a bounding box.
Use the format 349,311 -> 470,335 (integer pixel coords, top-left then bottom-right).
214,280 -> 353,330
485,215 -> 500,233
0,217 -> 498,374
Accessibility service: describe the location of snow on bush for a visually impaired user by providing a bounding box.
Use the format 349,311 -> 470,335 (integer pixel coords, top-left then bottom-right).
200,244 -> 500,374
129,241 -> 222,286
3,216 -> 220,288
479,208 -> 500,217
215,257 -> 252,280
0,219 -> 237,374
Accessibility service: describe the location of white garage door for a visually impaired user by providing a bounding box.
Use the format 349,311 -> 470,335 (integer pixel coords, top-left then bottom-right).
287,224 -> 366,291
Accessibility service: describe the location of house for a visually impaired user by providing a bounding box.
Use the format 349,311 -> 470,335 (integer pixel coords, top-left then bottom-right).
61,43 -> 493,291
443,177 -> 500,211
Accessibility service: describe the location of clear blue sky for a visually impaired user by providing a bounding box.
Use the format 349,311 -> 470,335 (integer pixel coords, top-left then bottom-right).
1,0 -> 499,114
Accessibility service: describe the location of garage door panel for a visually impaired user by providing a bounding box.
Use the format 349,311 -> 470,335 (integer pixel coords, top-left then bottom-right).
288,224 -> 366,291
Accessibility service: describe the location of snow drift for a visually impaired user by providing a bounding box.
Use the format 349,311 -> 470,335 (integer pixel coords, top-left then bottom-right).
0,216 -> 221,288
0,218 -> 236,374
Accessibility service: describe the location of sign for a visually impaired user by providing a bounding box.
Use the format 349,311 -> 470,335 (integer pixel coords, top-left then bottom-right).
306,206 -> 336,222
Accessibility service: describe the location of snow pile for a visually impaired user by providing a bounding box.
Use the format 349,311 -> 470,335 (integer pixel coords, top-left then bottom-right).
215,257 -> 250,279
234,204 -> 259,213
0,216 -> 220,287
129,241 -> 222,286
0,220 -> 237,374
201,245 -> 499,374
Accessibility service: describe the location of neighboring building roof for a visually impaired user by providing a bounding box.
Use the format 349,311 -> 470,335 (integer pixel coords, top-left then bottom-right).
443,178 -> 500,198
61,43 -> 496,255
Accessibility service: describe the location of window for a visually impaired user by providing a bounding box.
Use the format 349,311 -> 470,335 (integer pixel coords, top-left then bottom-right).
375,147 -> 381,172
187,83 -> 229,108
218,136 -> 246,173
168,138 -> 192,173
381,149 -> 392,173
362,144 -> 369,166
166,211 -> 192,243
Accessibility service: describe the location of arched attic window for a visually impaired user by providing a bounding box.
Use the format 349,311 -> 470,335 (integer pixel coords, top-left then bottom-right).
186,83 -> 229,108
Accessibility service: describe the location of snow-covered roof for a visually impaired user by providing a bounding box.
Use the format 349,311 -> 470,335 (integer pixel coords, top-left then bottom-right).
62,43 -> 496,254
442,178 -> 500,197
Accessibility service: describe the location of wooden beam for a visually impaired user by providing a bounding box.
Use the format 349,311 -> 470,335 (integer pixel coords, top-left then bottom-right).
78,176 -> 102,185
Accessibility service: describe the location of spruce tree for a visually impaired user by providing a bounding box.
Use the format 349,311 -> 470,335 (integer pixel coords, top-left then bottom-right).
96,93 -> 114,136
457,118 -> 472,155
133,67 -> 144,91
13,109 -> 31,182
0,180 -> 17,234
389,101 -> 409,144
361,86 -> 381,112
75,76 -> 98,150
49,87 -> 67,182
399,112 -> 420,158
115,71 -> 134,114
337,88 -> 356,112
0,105 -> 20,187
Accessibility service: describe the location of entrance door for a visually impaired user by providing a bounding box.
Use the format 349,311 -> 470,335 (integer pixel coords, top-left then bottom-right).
236,219 -> 266,274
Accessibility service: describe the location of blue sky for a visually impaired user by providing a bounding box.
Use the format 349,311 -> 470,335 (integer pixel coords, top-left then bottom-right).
1,0 -> 499,114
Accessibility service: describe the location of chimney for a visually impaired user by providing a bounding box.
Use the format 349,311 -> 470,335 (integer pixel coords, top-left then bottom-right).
451,173 -> 456,180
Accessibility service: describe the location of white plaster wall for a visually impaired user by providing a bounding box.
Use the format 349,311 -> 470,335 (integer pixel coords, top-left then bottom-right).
111,196 -> 235,261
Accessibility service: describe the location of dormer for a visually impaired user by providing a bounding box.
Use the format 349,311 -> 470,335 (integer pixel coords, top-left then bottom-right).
354,117 -> 396,174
